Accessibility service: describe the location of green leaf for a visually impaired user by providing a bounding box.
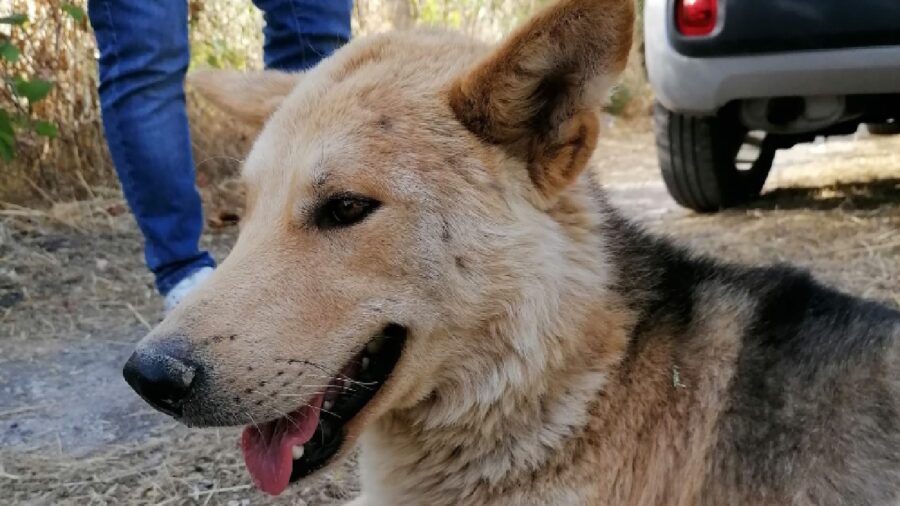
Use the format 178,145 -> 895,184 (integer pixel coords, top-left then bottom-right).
0,14 -> 28,25
603,84 -> 632,116
0,42 -> 19,63
61,3 -> 86,22
32,120 -> 58,138
13,78 -> 55,103
0,111 -> 14,162
0,137 -> 14,162
0,109 -> 13,134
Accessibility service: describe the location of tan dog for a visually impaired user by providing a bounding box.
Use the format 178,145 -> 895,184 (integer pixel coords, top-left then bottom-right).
123,0 -> 900,504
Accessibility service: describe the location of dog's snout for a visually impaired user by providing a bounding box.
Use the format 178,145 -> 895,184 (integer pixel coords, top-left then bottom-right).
123,342 -> 198,418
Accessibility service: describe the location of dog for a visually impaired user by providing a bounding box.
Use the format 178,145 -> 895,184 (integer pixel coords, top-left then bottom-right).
122,0 -> 900,503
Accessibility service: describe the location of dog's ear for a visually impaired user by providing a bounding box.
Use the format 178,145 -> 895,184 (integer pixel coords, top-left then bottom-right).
448,0 -> 633,202
188,69 -> 301,127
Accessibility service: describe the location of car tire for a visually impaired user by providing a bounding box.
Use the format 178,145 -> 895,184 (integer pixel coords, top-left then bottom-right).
654,103 -> 776,212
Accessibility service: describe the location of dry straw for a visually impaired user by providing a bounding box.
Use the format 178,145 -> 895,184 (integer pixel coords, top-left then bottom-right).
2,0 -> 648,206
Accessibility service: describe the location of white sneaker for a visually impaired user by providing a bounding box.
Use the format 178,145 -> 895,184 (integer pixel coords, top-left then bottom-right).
163,266 -> 215,314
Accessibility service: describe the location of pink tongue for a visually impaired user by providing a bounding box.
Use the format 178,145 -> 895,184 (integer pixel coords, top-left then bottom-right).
240,394 -> 323,496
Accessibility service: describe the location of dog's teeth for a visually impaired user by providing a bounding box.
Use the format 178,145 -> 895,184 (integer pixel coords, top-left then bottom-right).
292,445 -> 305,460
366,339 -> 383,354
361,357 -> 370,370
323,400 -> 334,411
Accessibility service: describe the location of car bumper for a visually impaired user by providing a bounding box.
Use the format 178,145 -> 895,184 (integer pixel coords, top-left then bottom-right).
644,0 -> 900,115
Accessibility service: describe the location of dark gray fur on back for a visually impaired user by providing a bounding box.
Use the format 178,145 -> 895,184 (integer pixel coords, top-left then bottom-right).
592,184 -> 900,505
707,273 -> 899,505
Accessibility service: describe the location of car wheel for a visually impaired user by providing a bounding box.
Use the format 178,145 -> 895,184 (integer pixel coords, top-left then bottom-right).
654,103 -> 776,212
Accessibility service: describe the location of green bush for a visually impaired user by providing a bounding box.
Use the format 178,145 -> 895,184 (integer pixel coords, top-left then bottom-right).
0,5 -> 85,162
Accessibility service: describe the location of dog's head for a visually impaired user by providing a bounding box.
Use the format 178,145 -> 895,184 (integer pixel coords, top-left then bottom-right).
123,0 -> 632,496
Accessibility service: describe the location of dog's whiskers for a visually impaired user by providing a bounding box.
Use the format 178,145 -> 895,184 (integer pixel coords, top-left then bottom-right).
337,376 -> 377,389
280,358 -> 379,389
270,406 -> 300,430
246,412 -> 261,434
302,373 -> 378,389
282,358 -> 340,376
308,404 -> 341,420
277,384 -> 351,391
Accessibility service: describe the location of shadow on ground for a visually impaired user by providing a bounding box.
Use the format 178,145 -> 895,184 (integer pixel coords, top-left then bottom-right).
747,178 -> 900,211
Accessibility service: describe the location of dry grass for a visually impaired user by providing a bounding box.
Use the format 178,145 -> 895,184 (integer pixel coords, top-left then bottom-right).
2,0 -> 649,205
1,427 -> 359,505
0,0 -> 267,205
1,0 -> 109,205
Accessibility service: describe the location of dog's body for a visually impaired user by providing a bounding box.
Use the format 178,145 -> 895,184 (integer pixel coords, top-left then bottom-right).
357,203 -> 900,505
125,0 -> 900,504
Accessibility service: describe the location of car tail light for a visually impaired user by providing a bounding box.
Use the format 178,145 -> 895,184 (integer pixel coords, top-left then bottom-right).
676,0 -> 718,37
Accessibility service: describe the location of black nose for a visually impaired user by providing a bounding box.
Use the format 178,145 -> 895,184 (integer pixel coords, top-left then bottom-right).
123,344 -> 198,417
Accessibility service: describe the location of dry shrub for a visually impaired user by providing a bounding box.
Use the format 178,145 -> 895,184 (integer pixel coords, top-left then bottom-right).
1,0 -> 108,205
3,0 -> 650,207
183,2 -> 265,223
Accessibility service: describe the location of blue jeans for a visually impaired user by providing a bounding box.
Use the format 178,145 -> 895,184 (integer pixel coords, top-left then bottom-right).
88,0 -> 351,295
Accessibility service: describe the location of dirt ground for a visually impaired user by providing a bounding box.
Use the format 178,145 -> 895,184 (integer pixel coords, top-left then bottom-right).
1,121 -> 898,505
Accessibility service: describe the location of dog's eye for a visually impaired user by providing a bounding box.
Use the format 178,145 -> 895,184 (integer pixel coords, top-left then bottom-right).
316,195 -> 380,229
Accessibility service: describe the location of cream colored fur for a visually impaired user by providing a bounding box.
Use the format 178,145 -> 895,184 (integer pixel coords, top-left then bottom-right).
140,0 -> 801,504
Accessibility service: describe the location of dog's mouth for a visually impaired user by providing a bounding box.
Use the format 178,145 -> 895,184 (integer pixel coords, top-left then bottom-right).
239,324 -> 406,496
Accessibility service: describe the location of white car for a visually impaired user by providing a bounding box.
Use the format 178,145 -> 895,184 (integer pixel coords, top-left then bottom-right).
644,0 -> 900,211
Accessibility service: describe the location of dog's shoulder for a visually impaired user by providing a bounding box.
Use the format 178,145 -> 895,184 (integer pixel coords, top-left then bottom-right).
685,262 -> 900,503
582,194 -> 899,503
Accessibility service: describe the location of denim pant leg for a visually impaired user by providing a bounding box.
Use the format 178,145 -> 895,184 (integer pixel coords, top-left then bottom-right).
251,0 -> 353,71
89,0 -> 215,295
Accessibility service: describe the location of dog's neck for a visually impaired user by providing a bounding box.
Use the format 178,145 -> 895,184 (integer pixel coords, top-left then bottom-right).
354,183 -> 747,505
357,182 -> 642,504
